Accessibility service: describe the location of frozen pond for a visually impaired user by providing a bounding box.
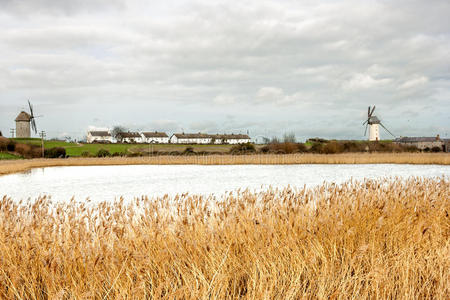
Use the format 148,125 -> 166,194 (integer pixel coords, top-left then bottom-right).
0,164 -> 449,202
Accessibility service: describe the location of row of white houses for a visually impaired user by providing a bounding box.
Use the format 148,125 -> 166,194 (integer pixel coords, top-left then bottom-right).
87,131 -> 251,144
170,133 -> 251,144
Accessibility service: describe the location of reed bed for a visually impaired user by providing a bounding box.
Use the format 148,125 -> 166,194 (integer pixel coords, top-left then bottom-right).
0,178 -> 448,299
0,153 -> 449,176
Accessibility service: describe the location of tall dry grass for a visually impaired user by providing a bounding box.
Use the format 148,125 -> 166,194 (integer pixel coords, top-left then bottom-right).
0,177 -> 448,299
0,153 -> 449,176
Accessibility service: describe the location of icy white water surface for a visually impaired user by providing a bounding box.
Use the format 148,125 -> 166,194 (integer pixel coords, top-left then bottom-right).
0,164 -> 448,202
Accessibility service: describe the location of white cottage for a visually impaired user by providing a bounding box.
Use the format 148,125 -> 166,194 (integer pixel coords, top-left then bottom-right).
141,132 -> 169,144
170,133 -> 212,144
211,134 -> 251,144
87,131 -> 114,144
116,132 -> 144,143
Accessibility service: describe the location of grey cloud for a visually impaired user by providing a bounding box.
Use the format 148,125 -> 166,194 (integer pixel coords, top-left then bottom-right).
148,120 -> 181,133
0,0 -> 124,16
213,95 -> 236,105
0,0 -> 449,139
189,121 -> 218,133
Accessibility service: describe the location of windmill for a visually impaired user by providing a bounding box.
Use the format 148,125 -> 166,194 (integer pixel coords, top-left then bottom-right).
14,100 -> 42,138
362,106 -> 395,141
28,100 -> 41,135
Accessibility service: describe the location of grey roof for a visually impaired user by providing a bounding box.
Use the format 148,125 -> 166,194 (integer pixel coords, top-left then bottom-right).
368,116 -> 381,124
173,133 -> 251,139
211,134 -> 251,139
172,133 -> 212,139
89,131 -> 111,137
142,132 -> 168,138
117,132 -> 141,138
15,111 -> 31,122
396,137 -> 441,143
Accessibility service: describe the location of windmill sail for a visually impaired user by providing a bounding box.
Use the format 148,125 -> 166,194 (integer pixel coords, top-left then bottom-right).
31,118 -> 37,134
28,99 -> 38,134
380,122 -> 395,137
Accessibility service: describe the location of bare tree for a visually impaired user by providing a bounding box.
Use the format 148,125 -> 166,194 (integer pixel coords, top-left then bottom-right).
111,126 -> 127,139
283,132 -> 296,143
270,136 -> 280,144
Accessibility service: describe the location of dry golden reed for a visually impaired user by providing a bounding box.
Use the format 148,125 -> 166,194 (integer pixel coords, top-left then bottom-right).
0,177 -> 448,299
0,153 -> 449,176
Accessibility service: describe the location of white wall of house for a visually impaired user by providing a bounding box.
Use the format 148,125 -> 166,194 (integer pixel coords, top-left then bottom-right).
213,138 -> 250,144
87,132 -> 114,144
178,138 -> 211,144
170,135 -> 211,144
143,136 -> 169,143
170,134 -> 250,144
121,136 -> 144,143
415,141 -> 443,150
226,138 -> 251,144
169,135 -> 178,144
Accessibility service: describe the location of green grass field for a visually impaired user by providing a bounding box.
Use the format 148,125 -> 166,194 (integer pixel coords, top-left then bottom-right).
133,143 -> 237,153
12,138 -> 141,156
12,138 -> 76,148
69,143 -> 245,156
11,138 -> 244,157
67,144 -> 141,156
0,152 -> 22,160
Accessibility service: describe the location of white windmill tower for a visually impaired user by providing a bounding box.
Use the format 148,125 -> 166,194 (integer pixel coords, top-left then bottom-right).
363,106 -> 395,141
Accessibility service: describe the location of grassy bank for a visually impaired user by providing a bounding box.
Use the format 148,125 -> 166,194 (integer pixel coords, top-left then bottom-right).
0,153 -> 448,176
0,178 -> 448,298
12,138 -> 140,156
0,152 -> 21,160
11,138 -> 239,156
10,138 -> 426,158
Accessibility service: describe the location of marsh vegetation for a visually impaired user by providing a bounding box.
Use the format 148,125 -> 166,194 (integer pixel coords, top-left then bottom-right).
0,178 -> 448,298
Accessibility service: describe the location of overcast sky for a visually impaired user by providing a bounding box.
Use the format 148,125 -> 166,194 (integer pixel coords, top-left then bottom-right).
0,0 -> 449,141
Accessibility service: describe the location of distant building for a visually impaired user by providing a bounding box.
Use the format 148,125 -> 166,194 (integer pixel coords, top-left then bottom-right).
170,133 -> 251,144
141,132 -> 169,144
170,133 -> 212,144
210,134 -> 251,144
15,111 -> 31,138
444,139 -> 450,153
395,135 -> 446,151
87,131 -> 113,144
116,132 -> 143,143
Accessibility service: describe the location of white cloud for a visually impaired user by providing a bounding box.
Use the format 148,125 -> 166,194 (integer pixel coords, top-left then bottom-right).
255,87 -> 312,106
148,120 -> 181,133
0,0 -> 449,139
213,95 -> 236,105
343,73 -> 392,91
255,87 -> 284,104
189,121 -> 218,133
398,76 -> 429,90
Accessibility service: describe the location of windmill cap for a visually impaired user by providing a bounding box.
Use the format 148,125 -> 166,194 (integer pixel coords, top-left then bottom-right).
368,116 -> 381,124
15,111 -> 31,122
